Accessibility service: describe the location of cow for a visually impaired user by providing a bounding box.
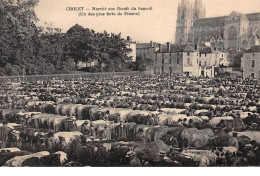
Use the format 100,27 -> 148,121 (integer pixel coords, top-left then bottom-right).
5,151 -> 50,167
181,128 -> 214,148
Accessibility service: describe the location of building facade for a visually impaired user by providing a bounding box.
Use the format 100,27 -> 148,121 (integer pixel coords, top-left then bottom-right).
176,0 -> 260,51
123,37 -> 137,62
241,45 -> 260,78
153,43 -> 200,76
37,22 -> 62,35
153,44 -> 228,77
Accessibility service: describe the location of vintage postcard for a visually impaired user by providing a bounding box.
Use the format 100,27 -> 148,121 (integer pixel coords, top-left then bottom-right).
0,0 -> 260,167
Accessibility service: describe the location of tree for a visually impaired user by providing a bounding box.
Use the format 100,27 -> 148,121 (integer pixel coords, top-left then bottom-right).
0,0 -> 40,75
134,56 -> 151,71
65,25 -> 132,72
65,24 -> 98,69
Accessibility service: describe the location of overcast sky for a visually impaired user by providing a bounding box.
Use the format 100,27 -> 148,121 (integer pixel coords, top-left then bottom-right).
35,0 -> 260,43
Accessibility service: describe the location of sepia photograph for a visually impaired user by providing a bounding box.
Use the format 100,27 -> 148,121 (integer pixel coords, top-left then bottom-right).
0,0 -> 260,167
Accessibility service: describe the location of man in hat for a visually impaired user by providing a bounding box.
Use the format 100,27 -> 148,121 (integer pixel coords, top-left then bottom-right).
89,122 -> 96,138
157,150 -> 177,167
103,111 -> 109,121
0,121 -> 12,148
101,124 -> 111,140
228,132 -> 239,150
245,144 -> 256,165
126,151 -> 141,167
114,120 -> 127,141
249,123 -> 258,130
81,121 -> 90,135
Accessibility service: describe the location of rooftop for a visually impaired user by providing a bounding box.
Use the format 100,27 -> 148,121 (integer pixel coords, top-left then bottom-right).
156,44 -> 196,53
193,12 -> 260,27
246,13 -> 260,21
244,45 -> 260,53
193,16 -> 225,27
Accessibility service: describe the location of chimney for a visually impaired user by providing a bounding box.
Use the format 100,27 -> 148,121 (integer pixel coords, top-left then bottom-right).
167,42 -> 170,52
127,36 -> 131,41
159,44 -> 162,52
150,41 -> 153,47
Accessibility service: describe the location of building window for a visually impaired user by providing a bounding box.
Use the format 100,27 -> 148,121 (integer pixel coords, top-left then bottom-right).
197,59 -> 198,64
162,58 -> 164,64
187,52 -> 190,56
205,53 -> 207,57
252,53 -> 255,58
199,61 -> 201,66
162,53 -> 164,57
251,73 -> 255,78
215,60 -> 217,66
222,54 -> 224,57
205,61 -> 207,66
177,58 -> 179,64
169,67 -> 172,76
187,58 -> 191,65
252,60 -> 255,68
161,67 -> 164,74
169,58 -> 172,64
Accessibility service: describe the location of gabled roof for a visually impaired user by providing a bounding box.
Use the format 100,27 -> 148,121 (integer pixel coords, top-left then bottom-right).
184,44 -> 195,52
229,11 -> 248,21
246,13 -> 260,21
244,45 -> 260,53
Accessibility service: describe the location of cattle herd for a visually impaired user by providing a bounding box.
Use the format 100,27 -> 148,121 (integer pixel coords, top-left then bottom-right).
0,75 -> 260,167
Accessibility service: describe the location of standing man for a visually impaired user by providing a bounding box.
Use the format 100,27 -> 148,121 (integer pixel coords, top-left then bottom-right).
115,120 -> 127,141
126,151 -> 142,167
0,121 -> 12,148
101,124 -> 111,140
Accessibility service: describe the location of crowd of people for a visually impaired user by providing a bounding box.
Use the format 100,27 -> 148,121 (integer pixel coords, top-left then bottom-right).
0,74 -> 260,167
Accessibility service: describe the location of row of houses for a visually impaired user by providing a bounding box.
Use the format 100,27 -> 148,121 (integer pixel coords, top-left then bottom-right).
137,42 -> 229,78
137,41 -> 260,78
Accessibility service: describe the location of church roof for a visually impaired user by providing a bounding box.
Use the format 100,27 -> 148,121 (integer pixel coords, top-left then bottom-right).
193,12 -> 260,28
230,11 -> 248,21
193,16 -> 225,27
246,13 -> 260,21
244,45 -> 260,53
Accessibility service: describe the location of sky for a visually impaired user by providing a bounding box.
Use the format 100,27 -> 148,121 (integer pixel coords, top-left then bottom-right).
35,0 -> 260,43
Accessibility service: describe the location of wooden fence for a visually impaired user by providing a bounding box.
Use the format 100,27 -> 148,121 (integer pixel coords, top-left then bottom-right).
0,71 -> 151,83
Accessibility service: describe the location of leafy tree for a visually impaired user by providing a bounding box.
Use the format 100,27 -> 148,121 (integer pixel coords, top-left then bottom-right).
65,24 -> 98,69
0,0 -> 39,75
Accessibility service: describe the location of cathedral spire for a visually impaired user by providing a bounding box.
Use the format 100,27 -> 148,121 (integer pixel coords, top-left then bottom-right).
181,0 -> 190,7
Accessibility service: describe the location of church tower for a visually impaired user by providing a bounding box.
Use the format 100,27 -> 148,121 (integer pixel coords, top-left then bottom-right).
175,0 -> 193,44
175,0 -> 206,44
193,0 -> 206,20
